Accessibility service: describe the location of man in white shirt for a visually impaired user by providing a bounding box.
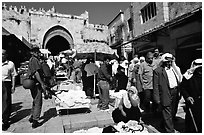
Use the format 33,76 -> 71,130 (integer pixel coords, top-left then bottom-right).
153,53 -> 182,133
2,49 -> 18,131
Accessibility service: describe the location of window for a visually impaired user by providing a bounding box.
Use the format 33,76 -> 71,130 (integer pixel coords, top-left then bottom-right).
141,2 -> 157,23
128,18 -> 133,31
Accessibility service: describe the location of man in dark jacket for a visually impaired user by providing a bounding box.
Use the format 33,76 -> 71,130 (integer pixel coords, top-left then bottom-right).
153,53 -> 182,133
97,56 -> 113,111
180,59 -> 202,133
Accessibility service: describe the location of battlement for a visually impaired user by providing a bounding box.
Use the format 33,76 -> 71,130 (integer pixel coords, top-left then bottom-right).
88,23 -> 108,30
2,3 -> 87,21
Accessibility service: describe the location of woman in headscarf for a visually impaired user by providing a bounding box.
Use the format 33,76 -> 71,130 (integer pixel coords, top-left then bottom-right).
112,86 -> 141,123
180,59 -> 202,133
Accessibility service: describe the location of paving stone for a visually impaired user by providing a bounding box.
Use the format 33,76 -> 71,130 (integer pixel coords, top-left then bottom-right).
44,125 -> 64,133
95,112 -> 114,127
8,85 -> 186,133
44,116 -> 63,126
70,114 -> 98,131
61,116 -> 71,129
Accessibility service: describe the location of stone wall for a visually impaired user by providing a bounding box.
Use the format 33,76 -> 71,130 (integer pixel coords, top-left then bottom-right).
168,2 -> 202,20
131,2 -> 165,37
2,4 -> 109,49
2,5 -> 31,41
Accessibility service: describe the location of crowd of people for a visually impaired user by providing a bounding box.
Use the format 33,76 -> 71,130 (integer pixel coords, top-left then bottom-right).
2,46 -> 202,133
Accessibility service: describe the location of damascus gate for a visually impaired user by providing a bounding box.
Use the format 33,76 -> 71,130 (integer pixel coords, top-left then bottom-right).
2,4 -> 109,55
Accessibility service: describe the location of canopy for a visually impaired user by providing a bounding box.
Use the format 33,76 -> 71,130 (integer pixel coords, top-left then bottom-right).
74,43 -> 118,61
2,27 -> 31,66
40,49 -> 51,54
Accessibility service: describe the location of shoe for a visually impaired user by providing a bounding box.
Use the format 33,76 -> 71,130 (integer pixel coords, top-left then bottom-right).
29,116 -> 33,123
100,108 -> 110,112
2,123 -> 10,131
174,129 -> 180,133
32,120 -> 42,128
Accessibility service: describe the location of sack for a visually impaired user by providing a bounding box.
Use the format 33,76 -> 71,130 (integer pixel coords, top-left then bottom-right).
22,71 -> 36,89
23,78 -> 35,89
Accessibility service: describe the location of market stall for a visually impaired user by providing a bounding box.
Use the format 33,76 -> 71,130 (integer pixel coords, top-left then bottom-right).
52,80 -> 91,115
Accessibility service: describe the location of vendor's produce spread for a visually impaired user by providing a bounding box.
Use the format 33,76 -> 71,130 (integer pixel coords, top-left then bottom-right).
73,120 -> 148,133
53,80 -> 91,112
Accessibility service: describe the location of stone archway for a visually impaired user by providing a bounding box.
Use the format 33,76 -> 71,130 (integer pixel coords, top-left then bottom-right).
43,25 -> 74,55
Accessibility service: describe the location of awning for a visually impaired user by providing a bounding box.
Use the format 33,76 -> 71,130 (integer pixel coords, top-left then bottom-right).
2,27 -> 31,68
22,36 -> 32,49
2,27 -> 11,36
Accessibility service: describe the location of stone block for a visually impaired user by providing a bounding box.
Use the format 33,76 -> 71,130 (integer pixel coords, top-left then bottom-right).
44,125 -> 64,133
95,112 -> 114,127
70,114 -> 98,131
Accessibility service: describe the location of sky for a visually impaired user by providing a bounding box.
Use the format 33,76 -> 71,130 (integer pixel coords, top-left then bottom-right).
3,1 -> 131,25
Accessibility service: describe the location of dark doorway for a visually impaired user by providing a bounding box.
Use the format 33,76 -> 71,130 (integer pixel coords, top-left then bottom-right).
46,35 -> 71,56
176,45 -> 202,74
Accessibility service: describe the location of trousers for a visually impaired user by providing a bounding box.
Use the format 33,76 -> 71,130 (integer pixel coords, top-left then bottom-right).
2,81 -> 12,124
97,80 -> 110,110
30,84 -> 43,121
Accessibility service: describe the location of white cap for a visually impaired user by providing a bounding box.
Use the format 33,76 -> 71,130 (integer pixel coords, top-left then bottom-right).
161,53 -> 173,62
194,59 -> 202,65
139,56 -> 145,61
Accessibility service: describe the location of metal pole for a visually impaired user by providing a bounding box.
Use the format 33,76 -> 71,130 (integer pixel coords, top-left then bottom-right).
93,49 -> 96,98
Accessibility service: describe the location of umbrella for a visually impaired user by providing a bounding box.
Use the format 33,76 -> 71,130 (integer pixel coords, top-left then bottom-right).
74,43 -> 118,61
61,49 -> 76,58
74,43 -> 118,97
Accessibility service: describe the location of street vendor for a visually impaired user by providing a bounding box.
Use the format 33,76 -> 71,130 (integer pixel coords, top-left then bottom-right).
112,86 -> 141,123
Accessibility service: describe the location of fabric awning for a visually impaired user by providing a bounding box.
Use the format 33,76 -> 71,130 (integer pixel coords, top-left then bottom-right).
2,27 -> 11,36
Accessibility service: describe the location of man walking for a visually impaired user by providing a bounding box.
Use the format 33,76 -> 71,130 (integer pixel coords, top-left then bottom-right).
153,53 -> 182,133
97,57 -> 113,111
138,52 -> 157,113
27,47 -> 46,128
180,59 -> 202,132
2,49 -> 17,131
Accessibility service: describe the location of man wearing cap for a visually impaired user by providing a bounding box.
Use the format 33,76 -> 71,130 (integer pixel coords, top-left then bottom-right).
153,53 -> 182,133
139,56 -> 145,64
27,47 -> 46,128
180,59 -> 202,132
2,49 -> 18,131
